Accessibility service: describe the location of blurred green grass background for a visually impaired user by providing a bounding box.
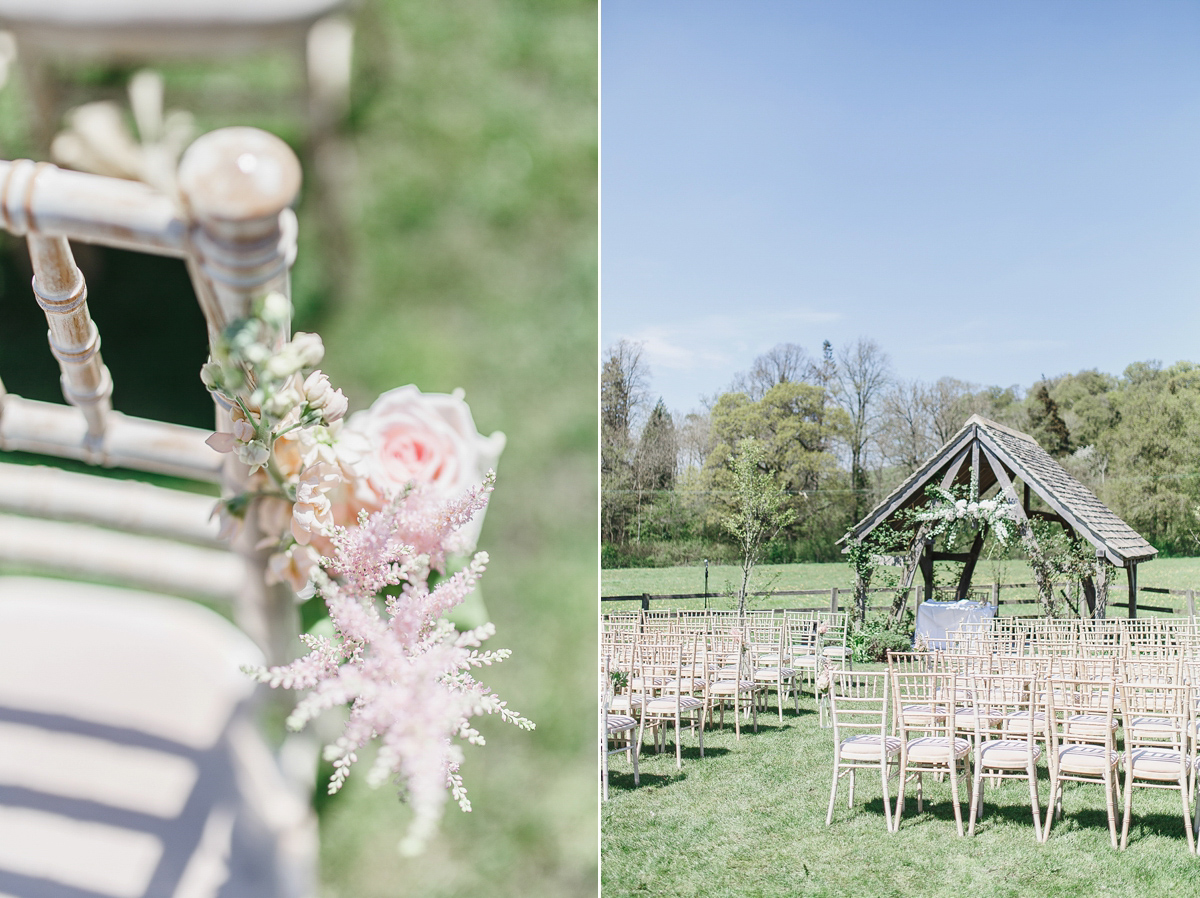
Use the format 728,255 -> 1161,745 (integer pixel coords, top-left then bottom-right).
0,1 -> 598,895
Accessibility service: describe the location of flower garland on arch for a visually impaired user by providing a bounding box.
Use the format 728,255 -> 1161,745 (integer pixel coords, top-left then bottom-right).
200,291 -> 533,855
912,479 -> 1018,549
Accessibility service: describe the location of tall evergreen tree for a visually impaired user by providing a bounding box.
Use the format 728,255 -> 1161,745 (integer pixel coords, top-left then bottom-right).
1028,381 -> 1072,457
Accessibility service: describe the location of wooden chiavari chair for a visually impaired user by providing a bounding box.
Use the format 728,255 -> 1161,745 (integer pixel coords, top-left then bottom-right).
0,129 -> 316,894
826,669 -> 898,830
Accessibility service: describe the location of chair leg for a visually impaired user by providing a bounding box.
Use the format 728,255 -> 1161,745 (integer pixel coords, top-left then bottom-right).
674,716 -> 682,769
601,736 -> 609,802
1028,761 -> 1042,842
1182,774 -> 1194,854
826,754 -> 841,826
848,769 -> 855,808
968,762 -> 983,836
1110,767 -> 1123,850
893,762 -> 907,832
949,758 -> 964,838
697,710 -> 704,758
631,737 -> 639,787
1041,776 -> 1057,843
881,756 -> 893,832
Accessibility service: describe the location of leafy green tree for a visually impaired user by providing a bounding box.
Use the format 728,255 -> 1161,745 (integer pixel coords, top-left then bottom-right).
721,439 -> 797,616
1099,361 -> 1200,554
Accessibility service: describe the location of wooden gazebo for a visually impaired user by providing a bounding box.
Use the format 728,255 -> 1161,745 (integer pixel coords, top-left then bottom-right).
844,415 -> 1157,617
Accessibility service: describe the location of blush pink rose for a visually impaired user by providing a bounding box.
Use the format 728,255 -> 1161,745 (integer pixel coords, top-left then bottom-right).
345,385 -> 505,550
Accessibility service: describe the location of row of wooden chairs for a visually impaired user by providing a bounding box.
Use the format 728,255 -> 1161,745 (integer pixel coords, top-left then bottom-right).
827,655 -> 1200,852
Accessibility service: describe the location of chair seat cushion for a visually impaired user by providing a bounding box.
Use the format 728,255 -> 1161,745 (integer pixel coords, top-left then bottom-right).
822,646 -> 850,658
753,667 -> 795,680
645,696 -> 705,714
900,703 -> 949,726
708,680 -> 756,695
954,708 -> 1002,729
839,733 -> 901,760
1065,714 -> 1117,738
905,736 -> 970,763
1128,715 -> 1175,736
606,714 -> 637,734
607,695 -> 642,713
1003,710 -> 1045,735
0,577 -> 312,898
1126,747 -> 1191,780
1057,743 -> 1119,774
978,739 -> 1042,768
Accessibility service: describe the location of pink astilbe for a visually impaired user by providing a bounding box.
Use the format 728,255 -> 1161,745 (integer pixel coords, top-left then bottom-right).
246,470 -> 532,855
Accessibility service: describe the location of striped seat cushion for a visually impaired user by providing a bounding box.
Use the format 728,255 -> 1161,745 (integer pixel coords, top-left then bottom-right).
708,680 -> 756,695
1125,747 -> 1191,781
753,667 -> 795,680
905,736 -> 970,763
606,714 -> 637,734
645,696 -> 705,714
839,734 -> 901,760
1057,743 -> 1119,774
978,739 -> 1042,768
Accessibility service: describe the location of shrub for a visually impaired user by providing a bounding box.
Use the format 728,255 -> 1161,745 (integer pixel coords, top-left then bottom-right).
850,612 -> 914,663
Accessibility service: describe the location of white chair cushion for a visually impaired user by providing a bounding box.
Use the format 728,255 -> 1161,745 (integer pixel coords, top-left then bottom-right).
905,736 -> 970,763
1057,743 -> 1119,774
1126,748 -> 1189,781
978,739 -> 1042,768
645,696 -> 704,714
839,733 -> 901,760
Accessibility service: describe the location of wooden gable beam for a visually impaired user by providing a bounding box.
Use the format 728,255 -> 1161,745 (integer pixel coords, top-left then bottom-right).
976,429 -> 1122,566
841,425 -> 978,545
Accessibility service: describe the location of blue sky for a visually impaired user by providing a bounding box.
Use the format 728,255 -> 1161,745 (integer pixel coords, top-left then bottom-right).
601,0 -> 1200,416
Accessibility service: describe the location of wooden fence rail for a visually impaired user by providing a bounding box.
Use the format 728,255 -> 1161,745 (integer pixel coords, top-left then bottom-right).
600,583 -> 1197,617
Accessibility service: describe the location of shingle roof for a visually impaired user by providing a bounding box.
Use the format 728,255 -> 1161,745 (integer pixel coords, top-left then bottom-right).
844,414 -> 1157,567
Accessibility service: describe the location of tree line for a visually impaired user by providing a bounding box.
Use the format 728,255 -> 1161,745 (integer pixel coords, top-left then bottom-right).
602,338 -> 1200,567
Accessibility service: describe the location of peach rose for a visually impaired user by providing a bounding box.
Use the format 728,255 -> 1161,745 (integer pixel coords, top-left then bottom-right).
345,386 -> 505,550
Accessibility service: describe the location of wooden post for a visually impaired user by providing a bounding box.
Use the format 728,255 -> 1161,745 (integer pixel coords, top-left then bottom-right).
955,529 -> 984,599
1126,564 -> 1137,619
830,586 -> 839,613
27,231 -> 113,444
991,582 -> 999,608
177,127 -> 302,668
641,593 -> 650,612
919,537 -> 934,603
1187,589 -> 1196,621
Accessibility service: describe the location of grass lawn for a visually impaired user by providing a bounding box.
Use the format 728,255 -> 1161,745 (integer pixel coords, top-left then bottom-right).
603,558 -> 1200,617
602,685 -> 1200,897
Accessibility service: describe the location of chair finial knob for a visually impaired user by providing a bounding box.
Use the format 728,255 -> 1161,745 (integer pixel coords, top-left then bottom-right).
178,127 -> 301,223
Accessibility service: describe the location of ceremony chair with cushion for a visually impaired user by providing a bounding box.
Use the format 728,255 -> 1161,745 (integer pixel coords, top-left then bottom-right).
1043,676 -> 1121,848
601,657 -> 639,802
826,669 -> 899,830
704,632 -> 758,740
886,651 -> 941,735
818,611 -> 852,670
965,673 -> 1044,839
748,624 -> 797,723
634,635 -> 705,769
1118,681 -> 1194,852
0,130 -> 317,894
891,671 -> 970,835
786,613 -> 821,697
